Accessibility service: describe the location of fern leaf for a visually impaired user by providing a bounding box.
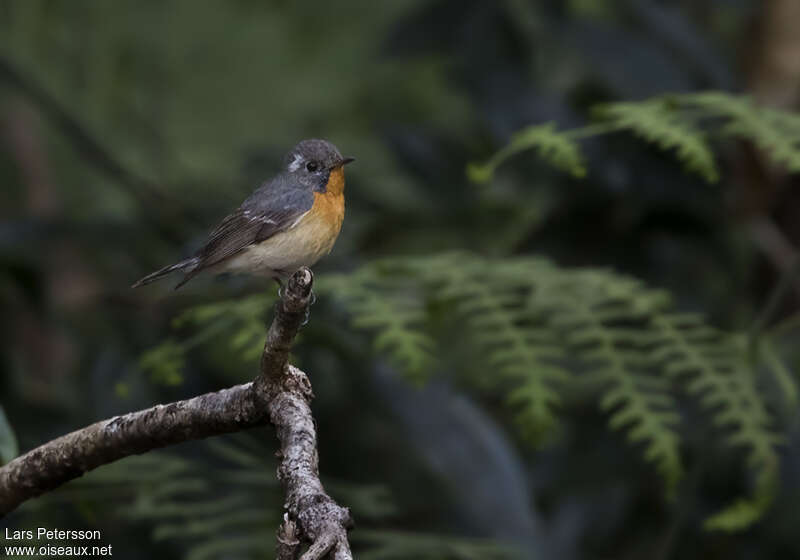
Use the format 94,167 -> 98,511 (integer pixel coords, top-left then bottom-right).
327,253 -> 783,516
431,258 -> 568,442
77,440 -> 479,560
141,251 -> 786,530
539,271 -> 684,495
759,338 -> 798,411
650,315 -> 781,530
322,270 -> 436,383
685,93 -> 800,172
468,122 -> 587,182
703,460 -> 778,531
509,122 -> 588,178
595,99 -> 719,182
470,91 -> 800,183
139,339 -> 186,386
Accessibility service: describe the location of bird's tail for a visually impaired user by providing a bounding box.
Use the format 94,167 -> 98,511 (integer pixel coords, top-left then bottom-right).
131,257 -> 198,289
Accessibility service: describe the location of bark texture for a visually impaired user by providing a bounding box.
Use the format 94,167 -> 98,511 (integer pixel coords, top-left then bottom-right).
0,267 -> 353,559
0,383 -> 263,514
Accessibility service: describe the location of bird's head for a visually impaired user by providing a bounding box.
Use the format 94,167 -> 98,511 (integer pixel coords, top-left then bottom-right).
284,139 -> 354,191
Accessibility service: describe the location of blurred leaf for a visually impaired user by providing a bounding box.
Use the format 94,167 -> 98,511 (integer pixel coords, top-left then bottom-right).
322,252 -> 784,520
594,98 -> 719,182
353,529 -> 519,560
73,438 -> 489,560
704,461 -> 778,531
0,405 -> 19,464
114,382 -> 131,399
140,339 -> 185,386
469,122 -> 586,183
685,93 -> 800,173
472,92 -> 800,184
760,339 -> 798,411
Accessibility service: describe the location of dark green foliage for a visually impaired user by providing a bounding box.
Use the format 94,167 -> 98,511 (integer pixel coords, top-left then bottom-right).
685,93 -> 800,173
4,1 -> 800,558
79,447 -> 276,560
470,92 -> 800,184
467,122 -> 587,182
352,530 -> 517,560
139,340 -> 186,386
649,315 -> 780,530
323,254 -> 784,528
150,252 -> 790,530
594,99 -> 719,182
0,405 -> 18,465
326,267 -> 436,384
72,437 -> 514,560
131,85 -> 800,536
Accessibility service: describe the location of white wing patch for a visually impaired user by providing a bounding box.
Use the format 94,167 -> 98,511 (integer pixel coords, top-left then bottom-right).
242,210 -> 277,224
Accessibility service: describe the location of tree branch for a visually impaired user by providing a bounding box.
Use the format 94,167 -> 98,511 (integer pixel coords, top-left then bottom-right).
0,267 -> 353,559
0,382 -> 265,514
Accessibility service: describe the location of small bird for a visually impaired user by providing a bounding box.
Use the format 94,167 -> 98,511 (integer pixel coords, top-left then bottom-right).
133,139 -> 353,289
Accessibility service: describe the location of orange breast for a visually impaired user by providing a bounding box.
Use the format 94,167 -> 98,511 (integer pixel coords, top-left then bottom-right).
308,189 -> 345,237
293,167 -> 345,259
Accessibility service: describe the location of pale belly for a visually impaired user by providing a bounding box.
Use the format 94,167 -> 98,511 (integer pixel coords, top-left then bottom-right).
217,197 -> 343,278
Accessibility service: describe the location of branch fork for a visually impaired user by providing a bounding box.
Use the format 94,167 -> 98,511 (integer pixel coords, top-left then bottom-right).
0,267 -> 353,559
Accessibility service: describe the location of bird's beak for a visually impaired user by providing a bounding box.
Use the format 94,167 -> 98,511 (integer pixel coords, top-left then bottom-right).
340,157 -> 356,166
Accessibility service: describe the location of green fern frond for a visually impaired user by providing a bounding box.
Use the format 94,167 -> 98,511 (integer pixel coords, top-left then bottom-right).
648,316 -> 781,530
703,462 -> 778,531
371,254 -> 569,441
323,268 -> 436,383
76,438 -> 499,560
141,252 -> 789,530
139,339 -> 186,386
759,338 -> 799,411
595,99 -> 719,182
431,256 -> 568,442
509,122 -> 588,177
323,252 -> 785,523
468,122 -> 587,182
177,294 -> 273,361
684,93 -> 800,172
470,91 -> 800,183
543,273 -> 683,495
140,294 -> 275,384
328,254 -> 684,486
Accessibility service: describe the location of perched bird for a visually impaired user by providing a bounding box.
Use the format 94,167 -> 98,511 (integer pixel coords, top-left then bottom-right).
133,139 -> 353,289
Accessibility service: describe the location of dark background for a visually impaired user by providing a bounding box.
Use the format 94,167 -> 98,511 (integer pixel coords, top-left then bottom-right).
2,1 -> 800,559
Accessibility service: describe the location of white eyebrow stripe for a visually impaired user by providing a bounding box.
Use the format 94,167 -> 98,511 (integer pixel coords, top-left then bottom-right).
288,153 -> 304,172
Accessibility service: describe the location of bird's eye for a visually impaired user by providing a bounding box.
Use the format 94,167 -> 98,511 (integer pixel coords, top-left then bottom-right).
306,161 -> 318,172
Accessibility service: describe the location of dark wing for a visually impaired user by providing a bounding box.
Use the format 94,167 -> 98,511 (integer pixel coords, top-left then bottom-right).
190,176 -> 314,271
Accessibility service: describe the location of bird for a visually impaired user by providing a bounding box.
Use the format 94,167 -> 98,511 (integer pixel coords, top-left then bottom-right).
132,139 -> 354,290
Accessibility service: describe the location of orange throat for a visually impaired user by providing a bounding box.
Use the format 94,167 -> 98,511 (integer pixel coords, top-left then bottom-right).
307,166 -> 345,241
326,166 -> 346,196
